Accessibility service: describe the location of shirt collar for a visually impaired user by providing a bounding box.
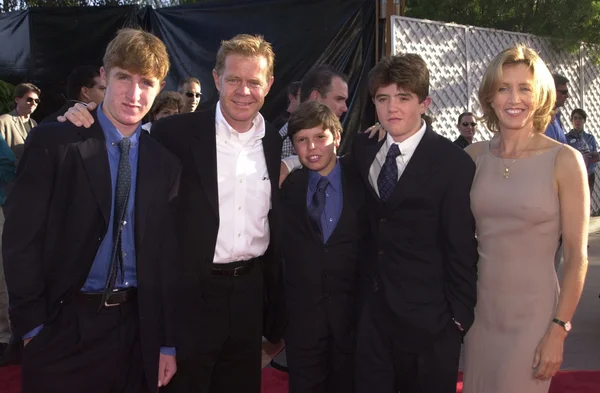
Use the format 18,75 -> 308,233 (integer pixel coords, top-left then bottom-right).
97,103 -> 141,146
385,119 -> 427,155
215,100 -> 265,142
308,158 -> 341,192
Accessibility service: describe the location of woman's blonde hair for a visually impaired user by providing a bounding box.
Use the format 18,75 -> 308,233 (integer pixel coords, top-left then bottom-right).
478,45 -> 556,133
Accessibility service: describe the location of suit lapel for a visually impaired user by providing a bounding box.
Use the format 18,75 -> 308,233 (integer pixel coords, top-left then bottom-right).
360,137 -> 385,201
386,128 -> 439,209
286,169 -> 322,243
135,131 -> 160,249
262,126 -> 281,194
10,110 -> 29,141
191,110 -> 219,218
76,121 -> 111,227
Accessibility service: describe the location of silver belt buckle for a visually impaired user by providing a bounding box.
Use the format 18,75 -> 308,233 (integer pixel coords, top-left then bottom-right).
104,290 -> 121,307
233,265 -> 244,276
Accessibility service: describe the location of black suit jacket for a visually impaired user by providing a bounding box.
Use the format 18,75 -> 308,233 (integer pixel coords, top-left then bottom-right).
351,127 -> 478,336
2,111 -> 181,389
280,157 -> 373,349
40,100 -> 79,124
151,106 -> 286,355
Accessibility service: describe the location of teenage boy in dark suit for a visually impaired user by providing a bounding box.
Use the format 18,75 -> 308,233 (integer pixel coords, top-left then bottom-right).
280,101 -> 372,393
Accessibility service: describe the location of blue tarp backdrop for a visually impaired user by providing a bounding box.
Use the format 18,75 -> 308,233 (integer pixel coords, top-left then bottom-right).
0,0 -> 376,151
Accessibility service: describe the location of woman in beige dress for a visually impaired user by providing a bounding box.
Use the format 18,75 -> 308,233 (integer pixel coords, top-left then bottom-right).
463,45 -> 589,393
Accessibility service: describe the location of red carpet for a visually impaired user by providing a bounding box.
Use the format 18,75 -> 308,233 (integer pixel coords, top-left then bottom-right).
260,368 -> 600,393
1,365 -> 598,392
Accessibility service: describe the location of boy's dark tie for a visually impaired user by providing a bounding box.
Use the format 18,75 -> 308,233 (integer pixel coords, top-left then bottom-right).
308,177 -> 330,238
377,143 -> 401,201
101,137 -> 131,306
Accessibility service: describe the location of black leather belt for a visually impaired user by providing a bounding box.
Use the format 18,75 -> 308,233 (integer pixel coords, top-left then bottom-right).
78,287 -> 137,307
211,258 -> 257,277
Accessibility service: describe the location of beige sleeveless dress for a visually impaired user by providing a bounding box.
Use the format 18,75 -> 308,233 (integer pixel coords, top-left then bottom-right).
463,142 -> 562,393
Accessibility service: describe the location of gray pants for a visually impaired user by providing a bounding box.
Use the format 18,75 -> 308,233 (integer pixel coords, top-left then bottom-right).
0,208 -> 10,343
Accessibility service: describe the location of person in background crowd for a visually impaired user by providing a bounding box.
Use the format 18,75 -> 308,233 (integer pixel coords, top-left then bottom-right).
0,83 -> 40,162
454,111 -> 477,148
178,76 -> 201,113
271,80 -> 301,131
4,28 -> 180,393
0,133 -> 15,362
463,45 -> 588,393
41,66 -> 105,124
281,101 -> 371,393
280,65 -> 348,158
566,108 -> 599,197
544,73 -> 569,143
142,91 -> 184,132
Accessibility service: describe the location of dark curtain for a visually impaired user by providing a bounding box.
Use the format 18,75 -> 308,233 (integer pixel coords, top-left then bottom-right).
0,0 -> 376,143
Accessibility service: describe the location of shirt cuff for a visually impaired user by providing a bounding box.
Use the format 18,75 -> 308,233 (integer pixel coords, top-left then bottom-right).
282,155 -> 301,173
23,324 -> 44,339
160,346 -> 176,356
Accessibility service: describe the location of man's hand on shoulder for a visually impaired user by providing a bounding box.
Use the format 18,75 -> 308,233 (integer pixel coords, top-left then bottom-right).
57,102 -> 97,128
363,122 -> 386,141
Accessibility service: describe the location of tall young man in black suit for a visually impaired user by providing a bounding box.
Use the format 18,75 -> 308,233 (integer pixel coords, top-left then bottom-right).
3,28 -> 180,393
60,33 -> 285,393
353,54 -> 479,393
281,101 -> 371,393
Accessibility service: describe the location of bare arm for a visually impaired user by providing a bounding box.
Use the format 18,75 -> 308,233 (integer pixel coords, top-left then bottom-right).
533,145 -> 589,379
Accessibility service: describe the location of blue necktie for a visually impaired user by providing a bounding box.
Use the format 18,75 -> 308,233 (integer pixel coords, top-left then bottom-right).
308,177 -> 330,237
102,137 -> 131,305
377,143 -> 401,201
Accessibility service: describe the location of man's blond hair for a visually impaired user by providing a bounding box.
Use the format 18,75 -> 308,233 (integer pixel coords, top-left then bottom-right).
214,34 -> 275,78
103,28 -> 170,81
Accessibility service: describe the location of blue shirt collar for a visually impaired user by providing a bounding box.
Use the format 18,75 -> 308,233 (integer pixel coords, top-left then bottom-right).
308,158 -> 341,192
97,103 -> 142,146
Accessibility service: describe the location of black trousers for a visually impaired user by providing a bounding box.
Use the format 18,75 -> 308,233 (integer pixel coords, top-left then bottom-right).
21,296 -> 147,393
164,260 -> 264,393
286,325 -> 354,393
589,173 -> 595,196
355,292 -> 462,393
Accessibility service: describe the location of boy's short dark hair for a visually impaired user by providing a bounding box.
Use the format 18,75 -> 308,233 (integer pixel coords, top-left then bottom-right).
552,73 -> 569,87
288,101 -> 343,141
66,66 -> 100,100
368,54 -> 429,102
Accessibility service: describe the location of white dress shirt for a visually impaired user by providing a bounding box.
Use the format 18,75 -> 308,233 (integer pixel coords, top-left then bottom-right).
368,120 -> 426,197
213,102 -> 271,263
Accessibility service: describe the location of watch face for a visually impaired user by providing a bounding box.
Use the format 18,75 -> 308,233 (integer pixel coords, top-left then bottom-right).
565,321 -> 572,332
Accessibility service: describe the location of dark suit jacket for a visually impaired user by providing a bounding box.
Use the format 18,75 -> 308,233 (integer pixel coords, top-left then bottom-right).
2,111 -> 181,389
151,106 -> 286,357
351,126 -> 478,337
453,135 -> 471,149
40,100 -> 79,124
280,157 -> 373,349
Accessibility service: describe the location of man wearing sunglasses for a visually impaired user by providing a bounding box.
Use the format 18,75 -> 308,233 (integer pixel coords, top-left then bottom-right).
0,83 -> 41,162
453,112 -> 477,149
178,77 -> 202,113
544,73 -> 569,144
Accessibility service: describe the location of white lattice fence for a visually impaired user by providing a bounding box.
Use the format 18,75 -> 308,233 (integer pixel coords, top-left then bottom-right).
392,16 -> 600,212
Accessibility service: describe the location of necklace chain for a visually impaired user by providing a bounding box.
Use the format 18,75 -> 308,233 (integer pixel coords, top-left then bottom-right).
500,133 -> 535,179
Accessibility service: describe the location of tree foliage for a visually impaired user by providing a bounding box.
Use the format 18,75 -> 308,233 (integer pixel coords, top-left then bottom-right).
405,0 -> 600,50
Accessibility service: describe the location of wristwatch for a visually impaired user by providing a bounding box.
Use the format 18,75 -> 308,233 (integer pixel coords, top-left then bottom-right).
552,318 -> 572,332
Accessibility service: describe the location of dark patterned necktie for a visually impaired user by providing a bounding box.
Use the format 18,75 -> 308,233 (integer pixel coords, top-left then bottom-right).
377,143 -> 401,201
308,177 -> 330,237
101,137 -> 131,306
